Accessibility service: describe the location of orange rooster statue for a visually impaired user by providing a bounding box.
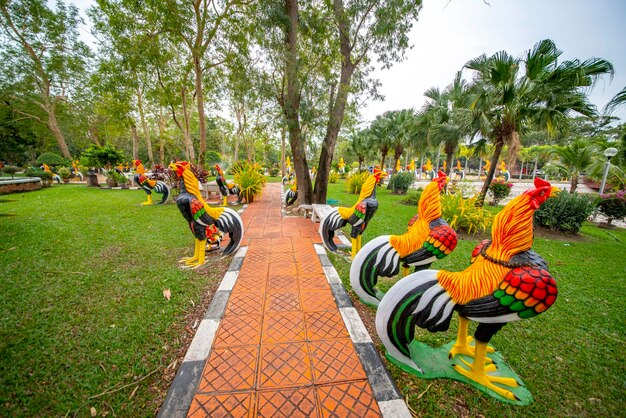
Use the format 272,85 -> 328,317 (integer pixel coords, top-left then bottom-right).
215,164 -> 241,206
376,177 -> 559,403
132,160 -> 170,205
350,171 -> 457,306
170,162 -> 243,267
321,168 -> 382,258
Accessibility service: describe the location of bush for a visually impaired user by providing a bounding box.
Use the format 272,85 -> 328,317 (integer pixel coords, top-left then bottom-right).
81,144 -> 125,168
38,171 -> 53,187
387,172 -> 414,194
2,165 -> 19,178
346,171 -> 369,194
58,167 -> 72,180
329,170 -> 339,184
400,188 -> 423,206
36,152 -> 65,167
24,167 -> 43,177
234,163 -> 266,202
534,192 -> 595,234
441,193 -> 493,234
488,178 -> 513,204
596,190 -> 626,225
269,164 -> 280,177
205,150 -> 222,166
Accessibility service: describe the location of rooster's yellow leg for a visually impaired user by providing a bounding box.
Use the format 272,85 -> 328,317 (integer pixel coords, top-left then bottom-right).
142,194 -> 154,205
357,235 -> 362,252
220,196 -> 228,206
179,240 -> 199,263
401,265 -> 410,277
351,238 -> 358,259
184,240 -> 202,266
190,239 -> 208,269
454,341 -> 520,401
449,318 -> 495,360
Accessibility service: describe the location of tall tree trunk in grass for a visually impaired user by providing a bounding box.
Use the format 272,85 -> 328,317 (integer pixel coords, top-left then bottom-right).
130,122 -> 139,160
136,88 -> 154,166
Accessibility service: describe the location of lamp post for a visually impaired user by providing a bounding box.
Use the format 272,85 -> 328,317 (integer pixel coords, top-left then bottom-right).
598,147 -> 618,195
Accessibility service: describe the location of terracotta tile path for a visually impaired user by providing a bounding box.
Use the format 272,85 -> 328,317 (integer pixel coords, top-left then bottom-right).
159,183 -> 409,418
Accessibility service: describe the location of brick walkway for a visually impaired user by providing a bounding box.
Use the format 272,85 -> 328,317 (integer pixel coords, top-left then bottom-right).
159,183 -> 409,417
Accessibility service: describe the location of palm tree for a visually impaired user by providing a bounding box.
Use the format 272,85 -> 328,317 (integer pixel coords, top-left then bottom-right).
604,86 -> 626,114
548,139 -> 598,192
369,113 -> 394,170
462,39 -> 614,205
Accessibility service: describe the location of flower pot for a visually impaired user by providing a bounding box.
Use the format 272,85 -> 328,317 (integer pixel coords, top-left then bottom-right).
62,178 -> 70,184
106,178 -> 118,188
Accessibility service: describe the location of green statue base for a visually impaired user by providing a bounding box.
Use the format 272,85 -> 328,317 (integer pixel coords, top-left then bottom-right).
386,341 -> 533,405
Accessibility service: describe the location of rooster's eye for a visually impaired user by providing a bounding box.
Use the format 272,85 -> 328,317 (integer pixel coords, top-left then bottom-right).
540,191 -> 544,196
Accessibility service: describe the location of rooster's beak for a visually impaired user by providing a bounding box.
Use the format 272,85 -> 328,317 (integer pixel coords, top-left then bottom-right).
549,186 -> 561,197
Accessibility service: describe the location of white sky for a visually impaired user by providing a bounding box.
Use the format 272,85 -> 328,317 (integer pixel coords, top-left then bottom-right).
72,0 -> 626,124
363,0 -> 626,123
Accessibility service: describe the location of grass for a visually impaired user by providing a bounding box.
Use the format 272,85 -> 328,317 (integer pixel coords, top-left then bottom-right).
325,180 -> 626,417
0,185 -> 232,416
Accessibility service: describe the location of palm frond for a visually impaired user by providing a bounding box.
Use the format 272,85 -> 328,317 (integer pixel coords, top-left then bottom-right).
604,85 -> 626,114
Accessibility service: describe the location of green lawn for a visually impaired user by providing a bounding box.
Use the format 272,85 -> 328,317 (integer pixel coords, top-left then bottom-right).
325,180 -> 626,417
0,185 -> 230,416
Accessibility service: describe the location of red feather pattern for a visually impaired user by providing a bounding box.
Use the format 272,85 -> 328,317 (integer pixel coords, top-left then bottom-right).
470,239 -> 491,263
497,266 -> 558,317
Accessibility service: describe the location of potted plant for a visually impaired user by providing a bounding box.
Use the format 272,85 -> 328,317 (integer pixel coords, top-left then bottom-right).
105,170 -> 119,187
116,171 -> 129,189
58,167 -> 72,183
234,163 -> 266,203
488,178 -> 513,205
81,144 -> 126,188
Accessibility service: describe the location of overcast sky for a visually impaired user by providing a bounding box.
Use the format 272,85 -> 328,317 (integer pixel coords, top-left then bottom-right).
73,0 -> 626,124
363,0 -> 626,123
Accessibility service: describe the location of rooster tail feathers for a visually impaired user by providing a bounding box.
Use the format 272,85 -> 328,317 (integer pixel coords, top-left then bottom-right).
376,270 -> 454,369
215,207 -> 244,256
321,209 -> 347,252
350,236 -> 398,306
154,181 -> 170,204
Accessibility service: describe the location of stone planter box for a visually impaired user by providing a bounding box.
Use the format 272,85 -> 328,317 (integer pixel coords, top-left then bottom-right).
0,177 -> 43,195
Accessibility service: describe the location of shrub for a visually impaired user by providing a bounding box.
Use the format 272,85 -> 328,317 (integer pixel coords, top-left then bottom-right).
488,178 -> 513,204
269,164 -> 280,177
234,164 -> 266,203
329,170 -> 339,184
441,193 -> 493,234
534,191 -> 595,234
24,167 -> 43,177
346,171 -> 369,194
229,160 -> 249,175
81,144 -> 125,168
36,152 -> 65,166
38,171 -> 53,187
387,172 -> 414,194
2,165 -> 19,178
205,150 -> 221,166
400,188 -> 423,206
58,167 -> 72,180
596,190 -> 626,225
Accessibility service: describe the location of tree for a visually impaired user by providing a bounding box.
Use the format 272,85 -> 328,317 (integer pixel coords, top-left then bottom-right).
548,139 -> 597,192
0,0 -> 92,159
463,39 -> 614,205
604,85 -> 626,115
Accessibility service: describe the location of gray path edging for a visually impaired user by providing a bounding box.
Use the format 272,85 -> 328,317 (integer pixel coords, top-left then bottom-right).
314,244 -> 412,418
157,211 -> 248,417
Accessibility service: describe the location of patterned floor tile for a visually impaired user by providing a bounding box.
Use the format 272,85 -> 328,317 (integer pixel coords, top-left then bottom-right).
198,346 -> 259,393
298,275 -> 328,290
258,342 -> 313,389
256,387 -> 319,418
267,275 -> 298,291
225,292 -> 264,316
188,392 -> 254,418
270,252 -> 295,264
305,311 -> 349,340
316,380 -> 381,418
269,262 -> 297,276
300,290 -> 337,312
213,315 -> 262,348
265,291 -> 301,312
309,339 -> 367,384
262,311 -> 306,344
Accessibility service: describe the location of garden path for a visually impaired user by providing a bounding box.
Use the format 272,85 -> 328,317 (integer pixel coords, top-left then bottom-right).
159,183 -> 409,418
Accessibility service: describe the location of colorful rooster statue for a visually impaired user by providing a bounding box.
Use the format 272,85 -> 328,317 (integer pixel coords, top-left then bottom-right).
338,157 -> 345,173
350,171 -> 457,306
375,177 -> 559,402
499,161 -> 511,181
282,156 -> 294,184
422,159 -> 434,180
321,168 -> 382,258
71,161 -> 83,181
453,160 -> 465,180
132,160 -> 170,205
41,163 -> 60,183
215,164 -> 241,206
284,178 -> 298,207
170,162 -> 244,267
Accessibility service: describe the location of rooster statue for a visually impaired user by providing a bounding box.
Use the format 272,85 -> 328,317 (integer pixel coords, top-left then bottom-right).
284,178 -> 298,207
321,168 -> 382,258
376,177 -> 559,402
132,160 -> 170,205
41,163 -> 61,183
215,164 -> 241,206
350,171 -> 457,306
170,161 -> 243,267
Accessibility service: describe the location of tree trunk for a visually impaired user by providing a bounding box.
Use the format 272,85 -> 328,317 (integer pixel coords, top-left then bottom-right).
180,86 -> 195,161
88,125 -> 101,146
281,125 -> 286,177
158,111 -> 166,165
130,122 -> 139,160
477,139 -> 505,206
136,89 -> 154,166
47,105 -> 72,159
570,172 -> 578,193
194,55 -> 206,167
445,152 -> 454,176
285,0 -> 313,204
